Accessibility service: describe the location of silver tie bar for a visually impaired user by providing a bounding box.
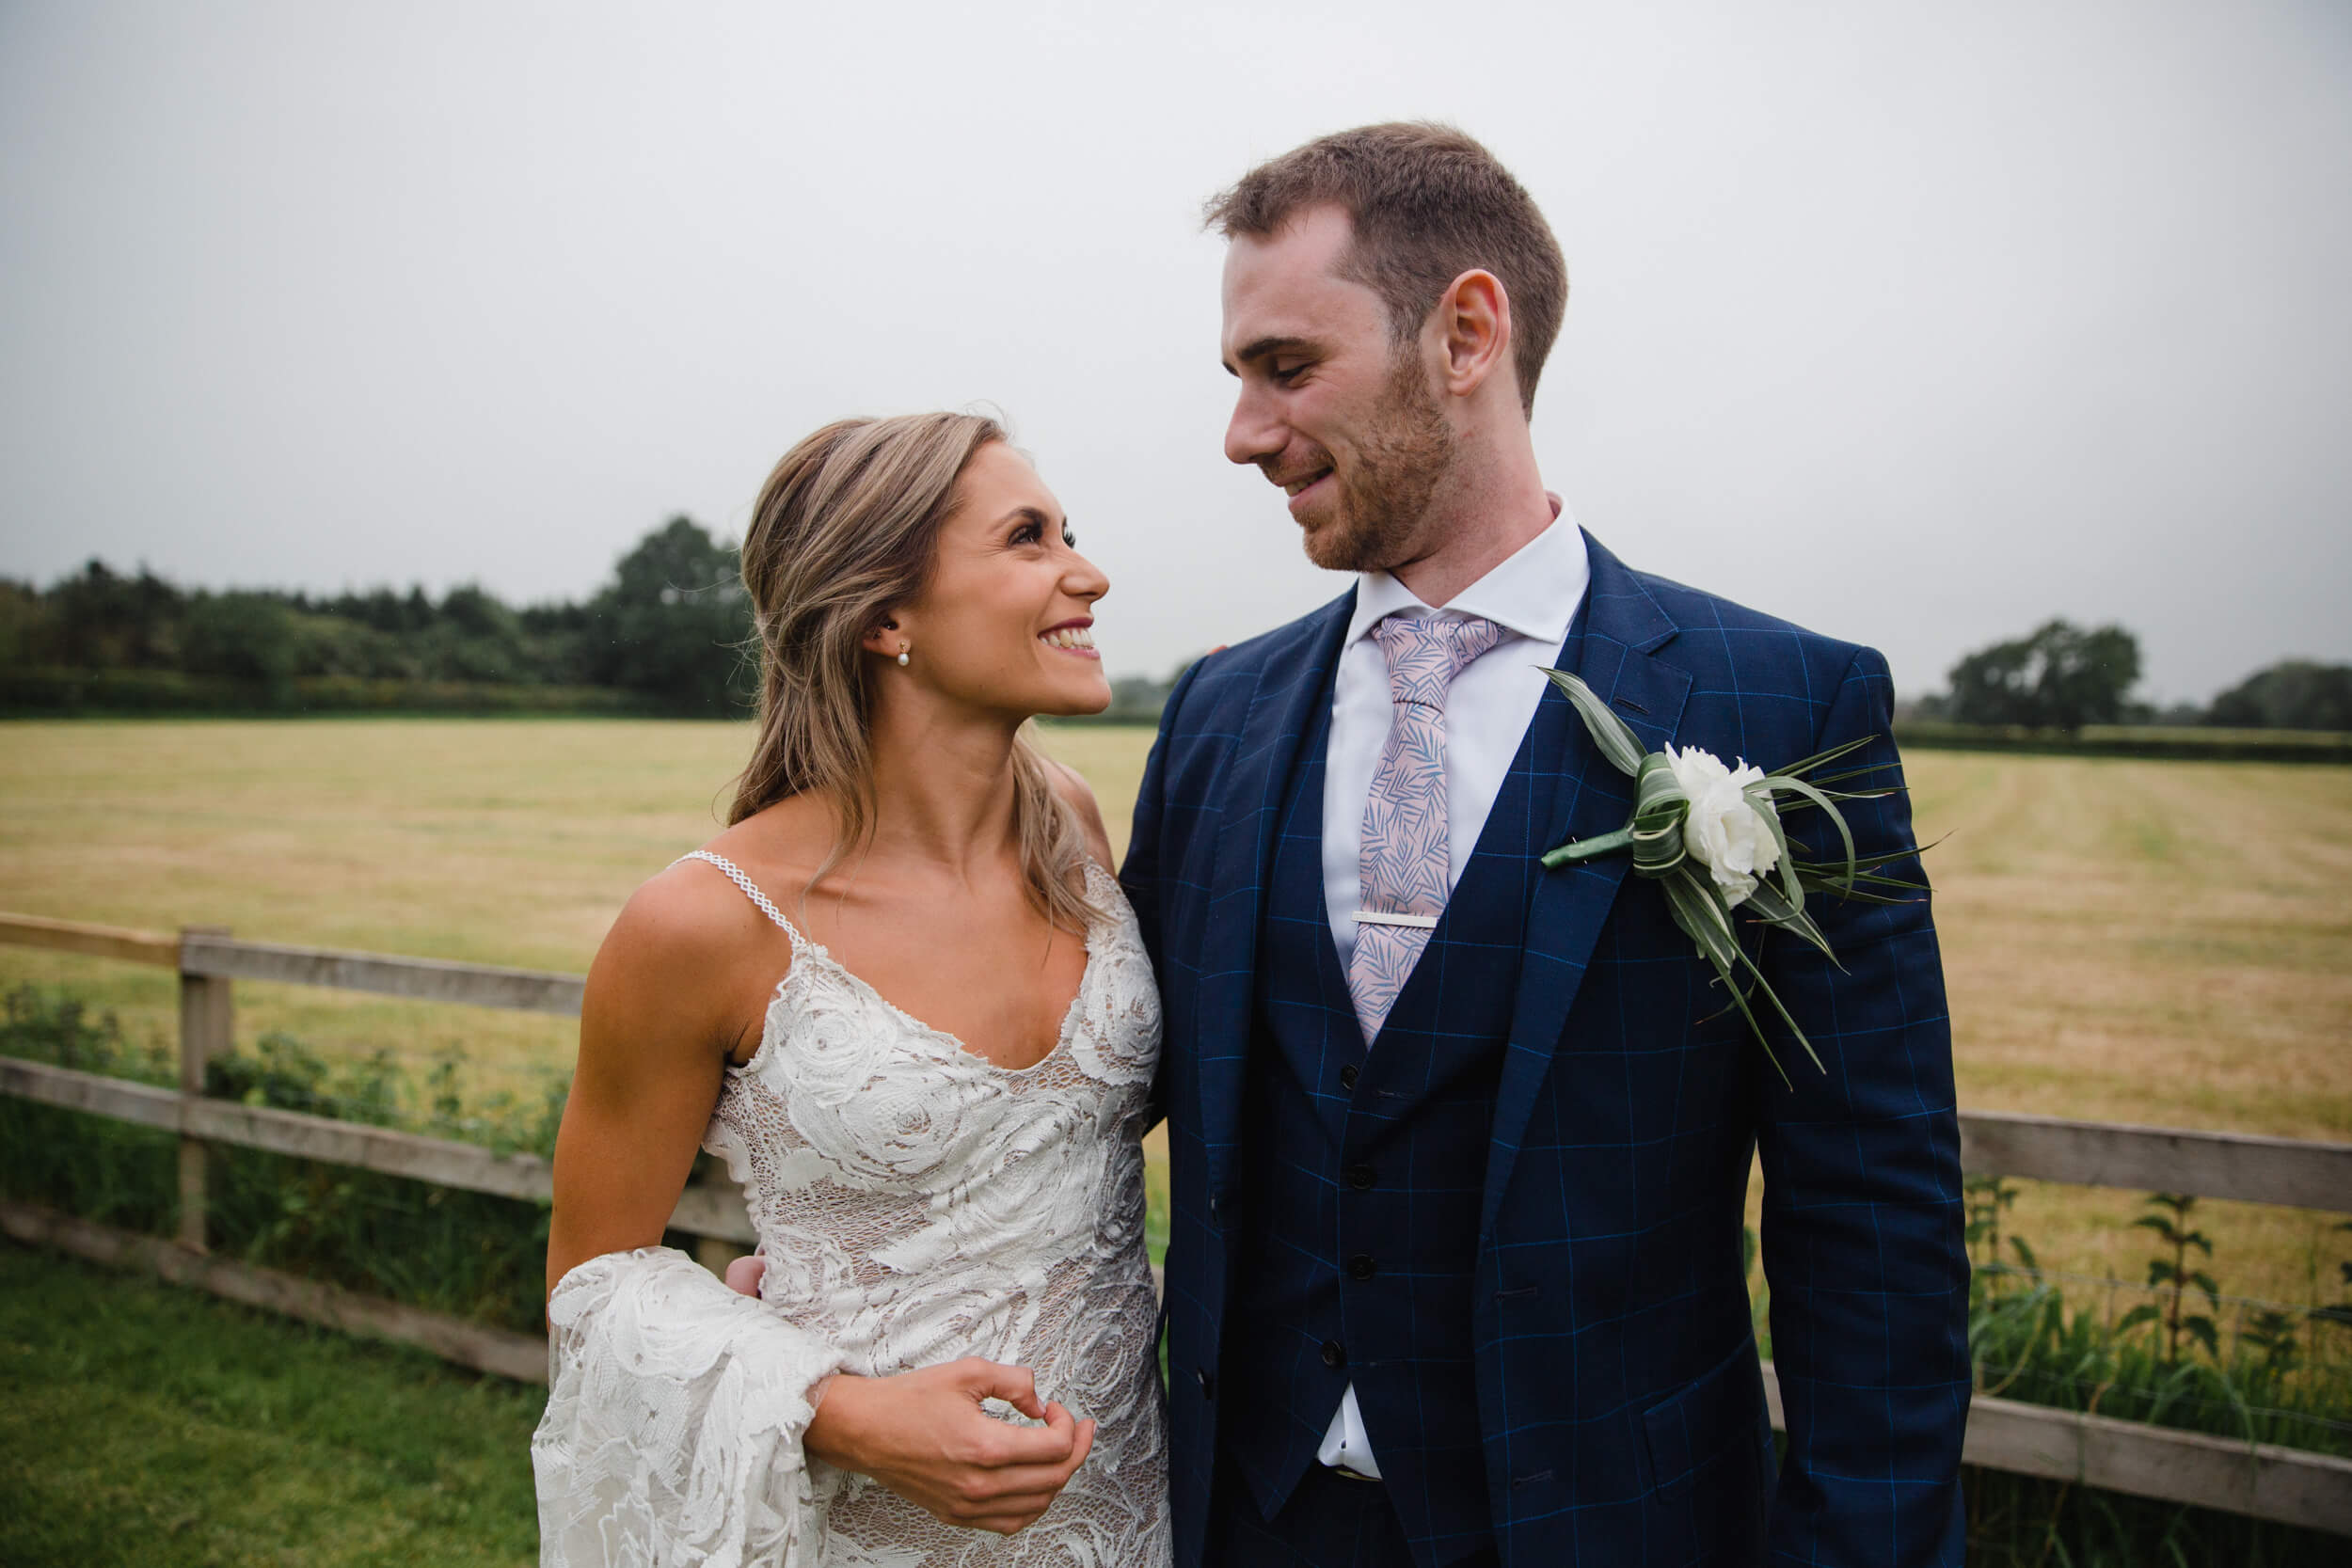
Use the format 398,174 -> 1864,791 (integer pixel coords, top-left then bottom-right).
1355,911 -> 1438,928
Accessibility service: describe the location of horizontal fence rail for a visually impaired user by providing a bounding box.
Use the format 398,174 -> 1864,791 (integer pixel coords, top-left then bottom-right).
1757,1366 -> 2352,1538
0,911 -> 183,968
0,1055 -> 755,1243
1962,1109 -> 2352,1215
5,910 -> 2351,1536
0,1199 -> 551,1384
179,931 -> 586,1016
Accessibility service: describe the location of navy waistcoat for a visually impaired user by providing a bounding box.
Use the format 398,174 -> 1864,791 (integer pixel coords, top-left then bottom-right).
1222,651 -> 1579,1568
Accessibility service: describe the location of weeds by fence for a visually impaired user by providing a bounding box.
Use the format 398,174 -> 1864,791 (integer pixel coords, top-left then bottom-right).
1740,1172 -> 2352,1561
0,987 -> 567,1333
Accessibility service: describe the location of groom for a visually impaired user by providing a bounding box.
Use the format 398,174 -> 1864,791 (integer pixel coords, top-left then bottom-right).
1120,124 -> 1971,1566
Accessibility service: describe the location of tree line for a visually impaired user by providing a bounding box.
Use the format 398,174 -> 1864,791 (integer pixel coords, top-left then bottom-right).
1910,620 -> 2349,734
0,517 -> 755,715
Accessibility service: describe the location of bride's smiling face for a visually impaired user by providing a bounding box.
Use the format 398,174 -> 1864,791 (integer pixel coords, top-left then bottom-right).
872,442 -> 1112,721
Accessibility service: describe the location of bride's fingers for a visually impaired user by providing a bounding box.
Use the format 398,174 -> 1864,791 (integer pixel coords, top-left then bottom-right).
935,1398 -> 1075,1471
959,1430 -> 1099,1499
962,1359 -> 1048,1421
721,1256 -> 765,1297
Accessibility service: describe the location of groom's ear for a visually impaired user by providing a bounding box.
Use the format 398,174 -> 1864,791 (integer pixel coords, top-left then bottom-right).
1434,268 -> 1516,406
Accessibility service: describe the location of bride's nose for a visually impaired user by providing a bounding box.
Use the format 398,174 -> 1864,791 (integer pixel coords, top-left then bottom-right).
1063,551 -> 1109,605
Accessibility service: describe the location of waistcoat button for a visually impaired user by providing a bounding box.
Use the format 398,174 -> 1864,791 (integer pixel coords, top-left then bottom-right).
1339,1064 -> 1359,1090
1345,1164 -> 1376,1191
1321,1339 -> 1346,1369
1348,1253 -> 1377,1280
1197,1368 -> 1216,1400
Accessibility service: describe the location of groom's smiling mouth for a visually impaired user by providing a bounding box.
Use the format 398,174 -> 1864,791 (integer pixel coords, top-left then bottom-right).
1280,467 -> 1334,512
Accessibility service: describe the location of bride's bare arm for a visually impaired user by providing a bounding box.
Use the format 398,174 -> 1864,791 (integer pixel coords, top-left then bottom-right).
547,871 -> 744,1294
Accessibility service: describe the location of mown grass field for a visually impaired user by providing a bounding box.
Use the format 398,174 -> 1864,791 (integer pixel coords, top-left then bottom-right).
0,1243 -> 541,1568
3,718 -> 2348,1309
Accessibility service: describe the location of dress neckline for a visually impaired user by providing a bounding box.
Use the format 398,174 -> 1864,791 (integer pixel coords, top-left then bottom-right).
729,858 -> 1116,1080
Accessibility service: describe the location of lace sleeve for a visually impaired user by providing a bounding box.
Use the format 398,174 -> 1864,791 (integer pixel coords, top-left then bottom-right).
532,1246 -> 848,1567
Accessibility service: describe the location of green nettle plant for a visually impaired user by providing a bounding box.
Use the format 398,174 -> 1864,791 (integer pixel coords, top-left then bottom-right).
2120,1192 -> 2221,1362
2241,1308 -> 2304,1377
2312,1220 -> 2352,1338
1963,1173 -> 2035,1290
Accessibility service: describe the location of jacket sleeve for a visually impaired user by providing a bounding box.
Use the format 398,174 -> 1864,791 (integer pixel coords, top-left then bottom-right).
532,1246 -> 847,1567
1756,646 -> 1971,1566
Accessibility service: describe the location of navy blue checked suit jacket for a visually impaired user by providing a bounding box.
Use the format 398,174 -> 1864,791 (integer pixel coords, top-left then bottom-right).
1120,532 -> 1972,1567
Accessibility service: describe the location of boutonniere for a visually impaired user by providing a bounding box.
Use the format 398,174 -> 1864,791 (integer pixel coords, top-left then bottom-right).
1537,669 -> 1928,1084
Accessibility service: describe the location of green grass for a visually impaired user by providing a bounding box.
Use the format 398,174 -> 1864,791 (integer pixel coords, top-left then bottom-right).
0,1243 -> 543,1568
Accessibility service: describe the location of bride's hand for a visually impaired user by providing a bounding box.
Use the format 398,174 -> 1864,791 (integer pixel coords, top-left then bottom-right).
803,1359 -> 1098,1536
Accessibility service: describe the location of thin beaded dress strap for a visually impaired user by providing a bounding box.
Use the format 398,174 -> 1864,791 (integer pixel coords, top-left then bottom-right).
675,851 -> 811,953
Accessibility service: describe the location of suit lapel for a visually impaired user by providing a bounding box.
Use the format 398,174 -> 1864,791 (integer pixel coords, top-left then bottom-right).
1196,591 -> 1355,1192
1479,534 -> 1692,1242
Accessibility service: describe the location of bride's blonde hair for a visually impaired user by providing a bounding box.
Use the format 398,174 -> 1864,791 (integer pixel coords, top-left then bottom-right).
731,412 -> 1098,930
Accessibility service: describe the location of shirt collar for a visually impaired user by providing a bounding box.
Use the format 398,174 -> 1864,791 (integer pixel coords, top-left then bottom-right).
1343,494 -> 1590,651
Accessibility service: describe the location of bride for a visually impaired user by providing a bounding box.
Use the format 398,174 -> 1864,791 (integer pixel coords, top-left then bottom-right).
532,411 -> 1169,1565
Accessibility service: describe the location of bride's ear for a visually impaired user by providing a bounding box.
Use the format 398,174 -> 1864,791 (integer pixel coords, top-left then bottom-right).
860,616 -> 912,662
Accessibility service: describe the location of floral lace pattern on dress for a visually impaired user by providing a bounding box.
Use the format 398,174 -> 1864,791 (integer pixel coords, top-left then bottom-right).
533,856 -> 1168,1567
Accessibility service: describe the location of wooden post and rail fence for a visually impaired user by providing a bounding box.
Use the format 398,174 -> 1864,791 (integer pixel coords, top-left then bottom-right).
2,910 -> 2347,1536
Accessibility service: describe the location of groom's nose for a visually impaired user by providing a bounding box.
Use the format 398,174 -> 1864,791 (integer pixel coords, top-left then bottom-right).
1224,385 -> 1285,468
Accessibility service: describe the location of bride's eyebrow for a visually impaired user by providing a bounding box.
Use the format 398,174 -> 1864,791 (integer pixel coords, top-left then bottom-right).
997,505 -> 1061,532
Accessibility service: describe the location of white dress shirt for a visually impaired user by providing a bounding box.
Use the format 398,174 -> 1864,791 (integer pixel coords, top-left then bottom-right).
1314,500 -> 1591,1480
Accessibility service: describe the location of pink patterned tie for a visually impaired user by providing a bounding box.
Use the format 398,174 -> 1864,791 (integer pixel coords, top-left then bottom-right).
1348,612 -> 1508,1042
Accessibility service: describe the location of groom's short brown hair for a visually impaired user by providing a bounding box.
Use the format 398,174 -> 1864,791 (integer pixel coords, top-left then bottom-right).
1204,122 -> 1568,417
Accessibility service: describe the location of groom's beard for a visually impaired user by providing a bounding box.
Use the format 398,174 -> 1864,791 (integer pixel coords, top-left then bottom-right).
1298,348 -> 1455,575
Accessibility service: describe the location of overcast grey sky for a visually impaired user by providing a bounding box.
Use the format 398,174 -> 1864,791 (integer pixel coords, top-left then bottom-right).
3,0 -> 2346,703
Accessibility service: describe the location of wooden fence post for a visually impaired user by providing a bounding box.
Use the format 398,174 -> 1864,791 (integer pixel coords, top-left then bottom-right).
177,926 -> 233,1252
693,1229 -> 736,1278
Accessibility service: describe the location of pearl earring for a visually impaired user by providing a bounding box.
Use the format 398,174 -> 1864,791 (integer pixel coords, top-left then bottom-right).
897,647 -> 911,667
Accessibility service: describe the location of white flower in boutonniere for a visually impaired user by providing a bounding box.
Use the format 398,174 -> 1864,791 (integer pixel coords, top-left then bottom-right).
1664,745 -> 1779,908
1537,669 -> 1930,1085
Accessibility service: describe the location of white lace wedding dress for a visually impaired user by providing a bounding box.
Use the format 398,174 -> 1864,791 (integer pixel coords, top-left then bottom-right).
532,852 -> 1169,1567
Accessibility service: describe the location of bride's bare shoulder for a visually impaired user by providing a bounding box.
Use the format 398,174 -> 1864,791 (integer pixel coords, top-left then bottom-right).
1041,758 -> 1117,871
590,800 -> 831,1008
